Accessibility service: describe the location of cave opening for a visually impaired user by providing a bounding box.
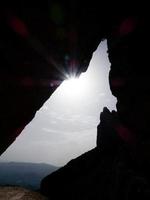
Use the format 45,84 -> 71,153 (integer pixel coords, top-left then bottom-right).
0,40 -> 116,167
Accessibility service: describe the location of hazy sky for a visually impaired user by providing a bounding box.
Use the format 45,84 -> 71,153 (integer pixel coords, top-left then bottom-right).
0,40 -> 116,167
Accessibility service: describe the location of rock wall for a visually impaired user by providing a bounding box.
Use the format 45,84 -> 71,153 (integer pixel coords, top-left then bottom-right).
0,0 -> 147,161
0,1 -> 111,154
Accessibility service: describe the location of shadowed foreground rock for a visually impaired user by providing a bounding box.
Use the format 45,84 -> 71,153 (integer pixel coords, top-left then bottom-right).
0,186 -> 47,200
41,109 -> 150,199
41,14 -> 150,199
1,2 -> 150,200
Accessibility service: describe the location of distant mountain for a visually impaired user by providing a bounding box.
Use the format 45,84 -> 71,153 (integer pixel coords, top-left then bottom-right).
0,162 -> 59,190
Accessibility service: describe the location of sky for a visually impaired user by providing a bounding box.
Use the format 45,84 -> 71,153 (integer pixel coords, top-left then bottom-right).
0,40 -> 117,167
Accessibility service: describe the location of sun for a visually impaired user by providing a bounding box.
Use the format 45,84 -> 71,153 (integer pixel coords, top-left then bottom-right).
58,74 -> 89,100
63,78 -> 82,94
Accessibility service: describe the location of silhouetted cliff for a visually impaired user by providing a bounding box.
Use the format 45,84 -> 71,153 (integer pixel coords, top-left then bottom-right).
41,108 -> 150,199
1,2 -> 150,199
0,0 -> 144,154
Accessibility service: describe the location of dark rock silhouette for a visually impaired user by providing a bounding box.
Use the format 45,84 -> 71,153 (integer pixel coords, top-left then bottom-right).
41,109 -> 150,199
0,1 -> 103,154
0,0 -> 142,154
40,12 -> 150,200
1,1 -> 150,199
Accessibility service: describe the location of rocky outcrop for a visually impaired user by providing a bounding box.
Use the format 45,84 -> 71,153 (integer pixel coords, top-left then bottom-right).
40,11 -> 150,200
40,108 -> 121,199
1,2 -> 150,199
0,1 -> 105,154
0,186 -> 47,200
0,0 -> 141,155
40,107 -> 150,199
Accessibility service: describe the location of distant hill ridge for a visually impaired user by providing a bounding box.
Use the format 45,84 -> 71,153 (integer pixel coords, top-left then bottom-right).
0,162 -> 59,190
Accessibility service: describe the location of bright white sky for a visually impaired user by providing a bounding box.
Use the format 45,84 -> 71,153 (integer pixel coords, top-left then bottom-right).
0,40 -> 116,167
